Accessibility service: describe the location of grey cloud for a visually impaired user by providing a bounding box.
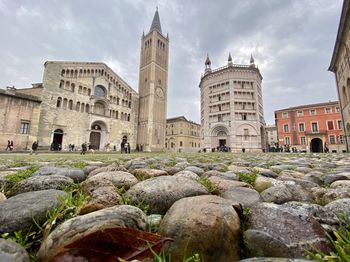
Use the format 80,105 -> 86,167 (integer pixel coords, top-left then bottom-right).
0,0 -> 343,124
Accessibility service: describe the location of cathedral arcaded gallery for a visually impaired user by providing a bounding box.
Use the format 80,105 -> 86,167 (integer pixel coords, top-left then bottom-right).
0,9 -> 168,152
200,54 -> 265,152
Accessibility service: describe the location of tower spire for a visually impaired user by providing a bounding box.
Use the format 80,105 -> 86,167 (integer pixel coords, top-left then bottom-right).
250,54 -> 255,64
228,52 -> 233,66
149,8 -> 162,34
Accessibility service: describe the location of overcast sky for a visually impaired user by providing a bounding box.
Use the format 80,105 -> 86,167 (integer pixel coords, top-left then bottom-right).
0,0 -> 343,124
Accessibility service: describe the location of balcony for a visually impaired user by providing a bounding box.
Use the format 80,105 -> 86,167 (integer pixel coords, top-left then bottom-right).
305,130 -> 327,135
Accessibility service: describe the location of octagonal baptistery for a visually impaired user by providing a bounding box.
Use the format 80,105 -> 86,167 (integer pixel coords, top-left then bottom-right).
199,54 -> 266,152
38,61 -> 139,151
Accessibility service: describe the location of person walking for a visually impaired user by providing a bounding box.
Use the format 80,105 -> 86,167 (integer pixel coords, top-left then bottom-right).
31,141 -> 38,155
9,141 -> 13,151
81,143 -> 87,155
5,140 -> 11,151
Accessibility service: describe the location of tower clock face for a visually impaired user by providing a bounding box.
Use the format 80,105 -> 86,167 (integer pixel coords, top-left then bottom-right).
155,87 -> 164,98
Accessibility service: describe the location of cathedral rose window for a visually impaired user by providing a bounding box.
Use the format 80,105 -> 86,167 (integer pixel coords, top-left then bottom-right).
94,85 -> 106,97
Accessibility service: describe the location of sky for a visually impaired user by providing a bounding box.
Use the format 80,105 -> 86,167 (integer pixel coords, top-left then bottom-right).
0,0 -> 343,124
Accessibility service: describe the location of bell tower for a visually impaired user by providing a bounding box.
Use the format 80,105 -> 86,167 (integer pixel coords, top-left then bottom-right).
137,8 -> 169,152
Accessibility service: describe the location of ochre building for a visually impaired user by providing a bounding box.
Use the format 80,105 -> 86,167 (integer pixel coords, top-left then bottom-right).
200,54 -> 265,152
165,116 -> 201,152
329,0 -> 350,152
275,101 -> 346,153
0,10 -> 168,152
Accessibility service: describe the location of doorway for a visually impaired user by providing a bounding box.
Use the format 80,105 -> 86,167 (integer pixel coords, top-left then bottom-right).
52,129 -> 63,151
89,132 -> 101,150
310,138 -> 323,153
219,139 -> 226,147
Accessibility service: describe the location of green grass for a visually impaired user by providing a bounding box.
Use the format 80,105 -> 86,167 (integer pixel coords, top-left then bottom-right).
306,215 -> 350,261
239,173 -> 257,186
1,166 -> 38,195
198,177 -> 216,193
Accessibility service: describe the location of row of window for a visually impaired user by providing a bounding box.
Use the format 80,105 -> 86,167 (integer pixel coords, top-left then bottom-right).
284,135 -> 345,145
61,68 -> 132,97
166,129 -> 198,136
283,120 -> 342,133
281,107 -> 340,118
55,97 -> 131,121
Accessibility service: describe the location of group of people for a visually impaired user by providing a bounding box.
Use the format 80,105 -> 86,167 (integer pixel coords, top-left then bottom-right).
5,140 -> 14,151
121,141 -> 131,153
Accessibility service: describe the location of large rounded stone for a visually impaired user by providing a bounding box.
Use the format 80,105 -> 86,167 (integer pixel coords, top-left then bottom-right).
260,184 -> 313,204
173,170 -> 200,181
87,171 -> 138,190
80,185 -> 122,215
244,203 -> 333,258
37,205 -> 148,261
33,166 -> 86,182
330,180 -> 350,189
132,168 -> 168,180
8,175 -> 74,196
124,176 -> 208,215
323,173 -> 349,185
208,176 -> 251,194
254,176 -> 275,192
0,238 -> 29,262
159,195 -> 241,262
322,188 -> 350,204
125,159 -> 148,170
184,166 -> 205,176
0,190 -> 67,234
228,165 -> 251,174
220,187 -> 262,207
324,198 -> 350,218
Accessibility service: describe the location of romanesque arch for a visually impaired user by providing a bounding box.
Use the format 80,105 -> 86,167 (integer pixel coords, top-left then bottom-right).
94,85 -> 107,97
89,121 -> 108,150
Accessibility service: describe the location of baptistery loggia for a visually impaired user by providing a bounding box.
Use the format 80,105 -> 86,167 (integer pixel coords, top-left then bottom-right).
200,54 -> 266,152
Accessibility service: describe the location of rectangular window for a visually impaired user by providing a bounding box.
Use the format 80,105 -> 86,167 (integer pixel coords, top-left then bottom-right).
19,121 -> 30,134
310,109 -> 316,115
338,120 -> 343,130
340,135 -> 345,144
180,141 -> 183,147
312,122 -> 318,132
297,110 -> 303,117
336,107 -> 340,112
327,121 -> 334,130
325,107 -> 332,113
244,128 -> 249,136
282,112 -> 288,118
285,137 -> 290,145
300,137 -> 306,145
299,123 -> 305,132
329,135 -> 336,144
283,124 -> 289,132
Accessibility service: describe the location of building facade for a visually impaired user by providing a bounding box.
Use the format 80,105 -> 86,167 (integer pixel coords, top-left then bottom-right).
165,116 -> 200,152
275,101 -> 346,153
329,0 -> 350,152
137,9 -> 169,152
200,54 -> 265,152
265,125 -> 278,151
0,9 -> 168,152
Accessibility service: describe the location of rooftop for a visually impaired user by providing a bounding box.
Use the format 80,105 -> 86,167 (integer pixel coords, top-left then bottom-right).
275,101 -> 340,112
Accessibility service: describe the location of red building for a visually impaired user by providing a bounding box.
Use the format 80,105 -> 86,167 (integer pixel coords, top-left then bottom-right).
275,101 -> 346,153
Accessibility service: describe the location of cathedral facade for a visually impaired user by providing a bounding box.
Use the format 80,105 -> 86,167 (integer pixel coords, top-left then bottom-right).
0,10 -> 168,152
200,54 -> 265,152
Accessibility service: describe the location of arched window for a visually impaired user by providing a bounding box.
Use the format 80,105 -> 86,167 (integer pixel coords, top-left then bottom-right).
76,102 -> 80,111
127,114 -> 130,122
116,111 -> 119,119
83,87 -> 87,95
343,86 -> 348,103
68,99 -> 73,110
94,85 -> 106,97
117,97 -> 120,105
94,102 -> 105,115
88,89 -> 91,96
56,97 -> 62,108
71,83 -> 75,92
65,81 -> 70,90
61,69 -> 65,77
78,86 -> 82,94
81,103 -> 85,113
347,78 -> 350,102
59,80 -> 64,89
85,104 -> 90,113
